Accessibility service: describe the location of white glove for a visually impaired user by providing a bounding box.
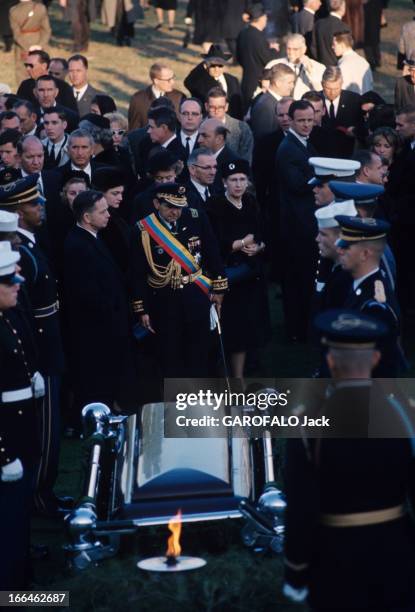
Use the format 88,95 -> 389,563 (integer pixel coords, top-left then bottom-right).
210,304 -> 219,331
184,17 -> 192,25
282,583 -> 309,603
32,371 -> 45,399
1,458 -> 23,482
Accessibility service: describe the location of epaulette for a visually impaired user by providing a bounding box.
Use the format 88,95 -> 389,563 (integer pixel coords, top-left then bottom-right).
190,208 -> 199,218
374,279 -> 386,303
137,220 -> 144,231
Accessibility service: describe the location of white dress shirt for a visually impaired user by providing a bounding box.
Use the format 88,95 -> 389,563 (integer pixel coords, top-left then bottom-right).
73,84 -> 88,101
71,162 -> 92,180
161,134 -> 177,149
289,127 -> 308,148
180,130 -> 198,153
190,179 -> 210,201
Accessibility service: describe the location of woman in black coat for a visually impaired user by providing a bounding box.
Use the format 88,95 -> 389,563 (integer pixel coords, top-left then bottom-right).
207,158 -> 270,380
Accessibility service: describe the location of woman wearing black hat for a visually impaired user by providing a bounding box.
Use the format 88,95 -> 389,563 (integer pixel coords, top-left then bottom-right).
207,158 -> 270,380
92,166 -> 134,277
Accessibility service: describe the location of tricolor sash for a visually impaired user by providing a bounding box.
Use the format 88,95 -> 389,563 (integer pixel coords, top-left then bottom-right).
140,213 -> 212,295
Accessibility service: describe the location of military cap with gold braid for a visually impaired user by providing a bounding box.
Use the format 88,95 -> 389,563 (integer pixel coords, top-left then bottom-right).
0,175 -> 41,208
334,215 -> 390,248
155,183 -> 188,208
314,309 -> 388,350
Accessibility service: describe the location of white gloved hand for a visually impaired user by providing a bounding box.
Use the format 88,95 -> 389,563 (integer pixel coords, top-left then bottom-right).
210,304 -> 219,331
282,583 -> 309,603
184,17 -> 192,25
32,371 -> 45,399
1,458 -> 23,482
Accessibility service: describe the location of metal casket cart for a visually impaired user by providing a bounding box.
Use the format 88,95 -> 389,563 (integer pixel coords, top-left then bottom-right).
64,399 -> 285,569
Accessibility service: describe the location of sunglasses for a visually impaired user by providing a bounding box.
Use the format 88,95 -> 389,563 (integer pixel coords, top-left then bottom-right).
24,63 -> 34,68
208,64 -> 224,68
111,129 -> 125,136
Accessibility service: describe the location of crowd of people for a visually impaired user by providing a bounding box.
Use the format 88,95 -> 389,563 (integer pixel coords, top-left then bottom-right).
1,0 -> 415,609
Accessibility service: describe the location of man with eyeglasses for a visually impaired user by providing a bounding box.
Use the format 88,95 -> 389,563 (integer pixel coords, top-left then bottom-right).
184,147 -> 218,210
128,62 -> 185,130
16,50 -> 78,114
178,98 -> 203,160
184,44 -> 243,120
205,86 -> 253,163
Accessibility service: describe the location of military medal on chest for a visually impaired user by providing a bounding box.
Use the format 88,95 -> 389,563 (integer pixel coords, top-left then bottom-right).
187,236 -> 201,266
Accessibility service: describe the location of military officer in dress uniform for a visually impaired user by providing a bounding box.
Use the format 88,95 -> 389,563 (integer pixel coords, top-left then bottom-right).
308,157 -> 361,208
9,0 -> 51,85
0,176 -> 68,517
335,215 -> 402,377
283,309 -> 415,611
133,183 -> 227,378
0,242 -> 43,589
329,180 -> 397,290
313,199 -> 357,313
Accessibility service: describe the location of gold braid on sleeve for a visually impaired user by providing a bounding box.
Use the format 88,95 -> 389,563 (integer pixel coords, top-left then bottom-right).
141,230 -> 182,289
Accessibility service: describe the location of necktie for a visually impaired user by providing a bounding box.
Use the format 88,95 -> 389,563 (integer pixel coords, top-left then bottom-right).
50,143 -> 55,161
74,90 -> 80,100
185,136 -> 191,158
204,188 -> 210,201
329,101 -> 336,121
171,221 -> 177,233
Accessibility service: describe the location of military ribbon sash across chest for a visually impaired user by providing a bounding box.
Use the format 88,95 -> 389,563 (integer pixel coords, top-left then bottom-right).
140,213 -> 212,295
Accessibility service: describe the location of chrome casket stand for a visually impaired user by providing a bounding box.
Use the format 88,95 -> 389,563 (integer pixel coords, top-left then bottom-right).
64,393 -> 285,568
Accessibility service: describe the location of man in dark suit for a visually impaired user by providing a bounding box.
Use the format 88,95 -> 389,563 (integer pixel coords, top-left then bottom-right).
252,97 -> 293,280
33,75 -> 79,133
128,62 -> 186,131
395,60 -> 415,111
250,63 -> 295,140
184,44 -> 243,120
57,128 -> 102,186
363,0 -> 382,70
303,89 -> 352,157
16,50 -> 78,114
184,147 -> 218,210
236,4 -> 279,113
293,0 -> 320,47
197,117 -> 240,194
310,0 -> 349,66
137,107 -> 186,179
68,54 -> 100,117
320,66 -> 363,157
64,190 -> 137,413
387,105 -> 415,313
276,100 -> 318,341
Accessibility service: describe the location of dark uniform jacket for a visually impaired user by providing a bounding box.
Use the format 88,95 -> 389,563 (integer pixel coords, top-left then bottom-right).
0,306 -> 38,467
343,268 -> 401,377
18,231 -> 64,376
133,207 -> 226,315
184,62 -> 243,120
284,380 -> 415,610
